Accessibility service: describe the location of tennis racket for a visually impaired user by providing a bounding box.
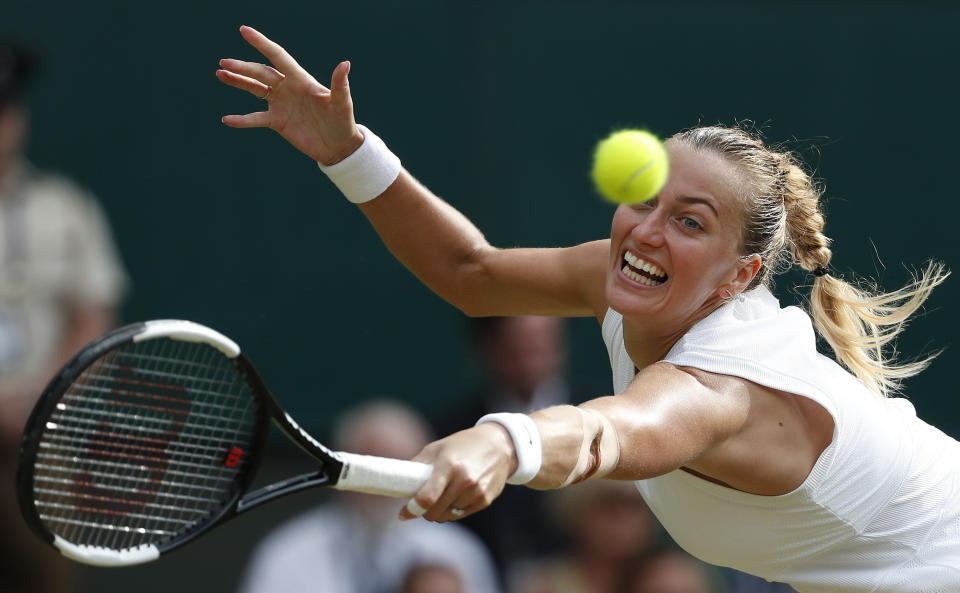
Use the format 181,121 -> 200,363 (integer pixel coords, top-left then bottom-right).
15,320 -> 433,567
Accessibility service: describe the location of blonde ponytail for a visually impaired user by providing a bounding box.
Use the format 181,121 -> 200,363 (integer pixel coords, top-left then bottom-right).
808,267 -> 948,396
675,125 -> 949,396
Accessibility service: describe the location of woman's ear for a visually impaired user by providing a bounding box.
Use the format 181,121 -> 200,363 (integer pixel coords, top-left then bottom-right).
720,254 -> 762,298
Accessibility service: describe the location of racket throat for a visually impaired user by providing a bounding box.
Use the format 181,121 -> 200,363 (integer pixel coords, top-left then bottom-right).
236,470 -> 334,514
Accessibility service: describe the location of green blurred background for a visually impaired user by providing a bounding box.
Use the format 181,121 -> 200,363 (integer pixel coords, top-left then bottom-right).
4,1 -> 959,591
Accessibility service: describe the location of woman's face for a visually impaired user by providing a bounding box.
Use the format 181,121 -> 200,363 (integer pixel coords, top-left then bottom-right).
605,140 -> 758,328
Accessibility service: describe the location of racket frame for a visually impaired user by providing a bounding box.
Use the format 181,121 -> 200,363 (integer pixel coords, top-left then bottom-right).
15,319 -> 426,567
15,321 -> 341,565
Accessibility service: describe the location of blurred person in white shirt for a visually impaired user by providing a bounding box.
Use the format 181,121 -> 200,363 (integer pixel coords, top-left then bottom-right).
0,40 -> 128,593
238,400 -> 500,593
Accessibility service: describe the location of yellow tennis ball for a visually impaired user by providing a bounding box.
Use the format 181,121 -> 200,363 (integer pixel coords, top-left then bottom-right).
591,129 -> 670,204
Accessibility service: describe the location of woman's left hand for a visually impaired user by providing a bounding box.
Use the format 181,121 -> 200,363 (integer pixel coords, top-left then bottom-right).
399,423 -> 518,522
216,26 -> 364,166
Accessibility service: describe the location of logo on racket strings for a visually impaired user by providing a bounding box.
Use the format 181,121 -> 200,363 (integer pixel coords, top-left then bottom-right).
224,446 -> 244,468
73,365 -> 189,518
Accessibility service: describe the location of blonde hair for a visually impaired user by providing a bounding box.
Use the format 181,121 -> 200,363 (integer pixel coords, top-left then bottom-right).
674,125 -> 949,396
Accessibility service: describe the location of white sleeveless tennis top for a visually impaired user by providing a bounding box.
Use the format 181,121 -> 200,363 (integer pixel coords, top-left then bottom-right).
601,286 -> 960,592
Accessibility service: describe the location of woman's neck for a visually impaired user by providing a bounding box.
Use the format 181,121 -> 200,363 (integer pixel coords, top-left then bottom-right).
620,297 -> 726,369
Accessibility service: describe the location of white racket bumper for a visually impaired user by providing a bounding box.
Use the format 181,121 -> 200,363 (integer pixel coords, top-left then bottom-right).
136,320 -> 241,358
53,535 -> 159,567
333,452 -> 432,498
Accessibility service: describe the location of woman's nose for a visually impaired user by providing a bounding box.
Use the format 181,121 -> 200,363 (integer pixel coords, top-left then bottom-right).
630,209 -> 666,247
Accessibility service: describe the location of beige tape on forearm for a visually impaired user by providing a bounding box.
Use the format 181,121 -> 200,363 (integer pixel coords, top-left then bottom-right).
530,405 -> 621,489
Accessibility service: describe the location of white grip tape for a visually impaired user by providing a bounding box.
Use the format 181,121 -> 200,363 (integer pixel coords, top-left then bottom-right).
476,412 -> 542,485
333,452 -> 432,498
317,124 -> 401,204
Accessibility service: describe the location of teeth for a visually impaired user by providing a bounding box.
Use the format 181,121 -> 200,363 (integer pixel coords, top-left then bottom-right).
622,252 -> 666,279
622,265 -> 660,287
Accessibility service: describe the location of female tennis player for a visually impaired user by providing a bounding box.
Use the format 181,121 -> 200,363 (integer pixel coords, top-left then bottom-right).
217,26 -> 959,592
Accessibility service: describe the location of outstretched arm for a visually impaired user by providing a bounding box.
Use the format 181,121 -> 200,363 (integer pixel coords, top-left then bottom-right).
359,171 -> 609,317
217,27 -> 607,318
399,362 -> 752,521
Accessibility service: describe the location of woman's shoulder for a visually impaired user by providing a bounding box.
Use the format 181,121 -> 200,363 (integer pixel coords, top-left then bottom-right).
703,285 -> 805,328
663,286 -> 846,421
671,286 -> 815,358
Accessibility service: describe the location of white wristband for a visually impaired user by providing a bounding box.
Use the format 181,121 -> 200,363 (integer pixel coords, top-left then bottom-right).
476,412 -> 542,485
317,124 -> 401,204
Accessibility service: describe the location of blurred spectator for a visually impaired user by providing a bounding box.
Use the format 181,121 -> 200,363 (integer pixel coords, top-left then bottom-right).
623,548 -> 716,593
0,40 -> 128,593
622,544 -> 797,593
512,479 -> 657,593
402,564 -> 465,593
0,42 -> 128,443
436,316 -> 579,580
450,316 -> 573,423
237,400 -> 500,593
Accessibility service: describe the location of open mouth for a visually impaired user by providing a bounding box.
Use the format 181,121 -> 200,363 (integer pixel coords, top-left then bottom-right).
621,251 -> 668,287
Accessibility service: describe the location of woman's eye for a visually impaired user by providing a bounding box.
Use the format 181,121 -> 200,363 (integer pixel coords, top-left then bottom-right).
680,217 -> 702,231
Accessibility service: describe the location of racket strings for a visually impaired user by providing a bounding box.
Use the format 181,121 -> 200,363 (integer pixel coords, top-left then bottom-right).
32,338 -> 259,551
41,409 -> 253,448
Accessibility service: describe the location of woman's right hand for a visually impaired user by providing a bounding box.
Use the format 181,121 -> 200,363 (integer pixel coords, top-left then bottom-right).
217,26 -> 364,165
399,423 -> 518,522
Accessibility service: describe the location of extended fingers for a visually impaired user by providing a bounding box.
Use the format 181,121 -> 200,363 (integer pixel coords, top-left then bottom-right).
219,58 -> 285,86
330,61 -> 350,93
239,25 -> 300,73
221,111 -> 271,128
216,69 -> 272,99
329,61 -> 353,110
